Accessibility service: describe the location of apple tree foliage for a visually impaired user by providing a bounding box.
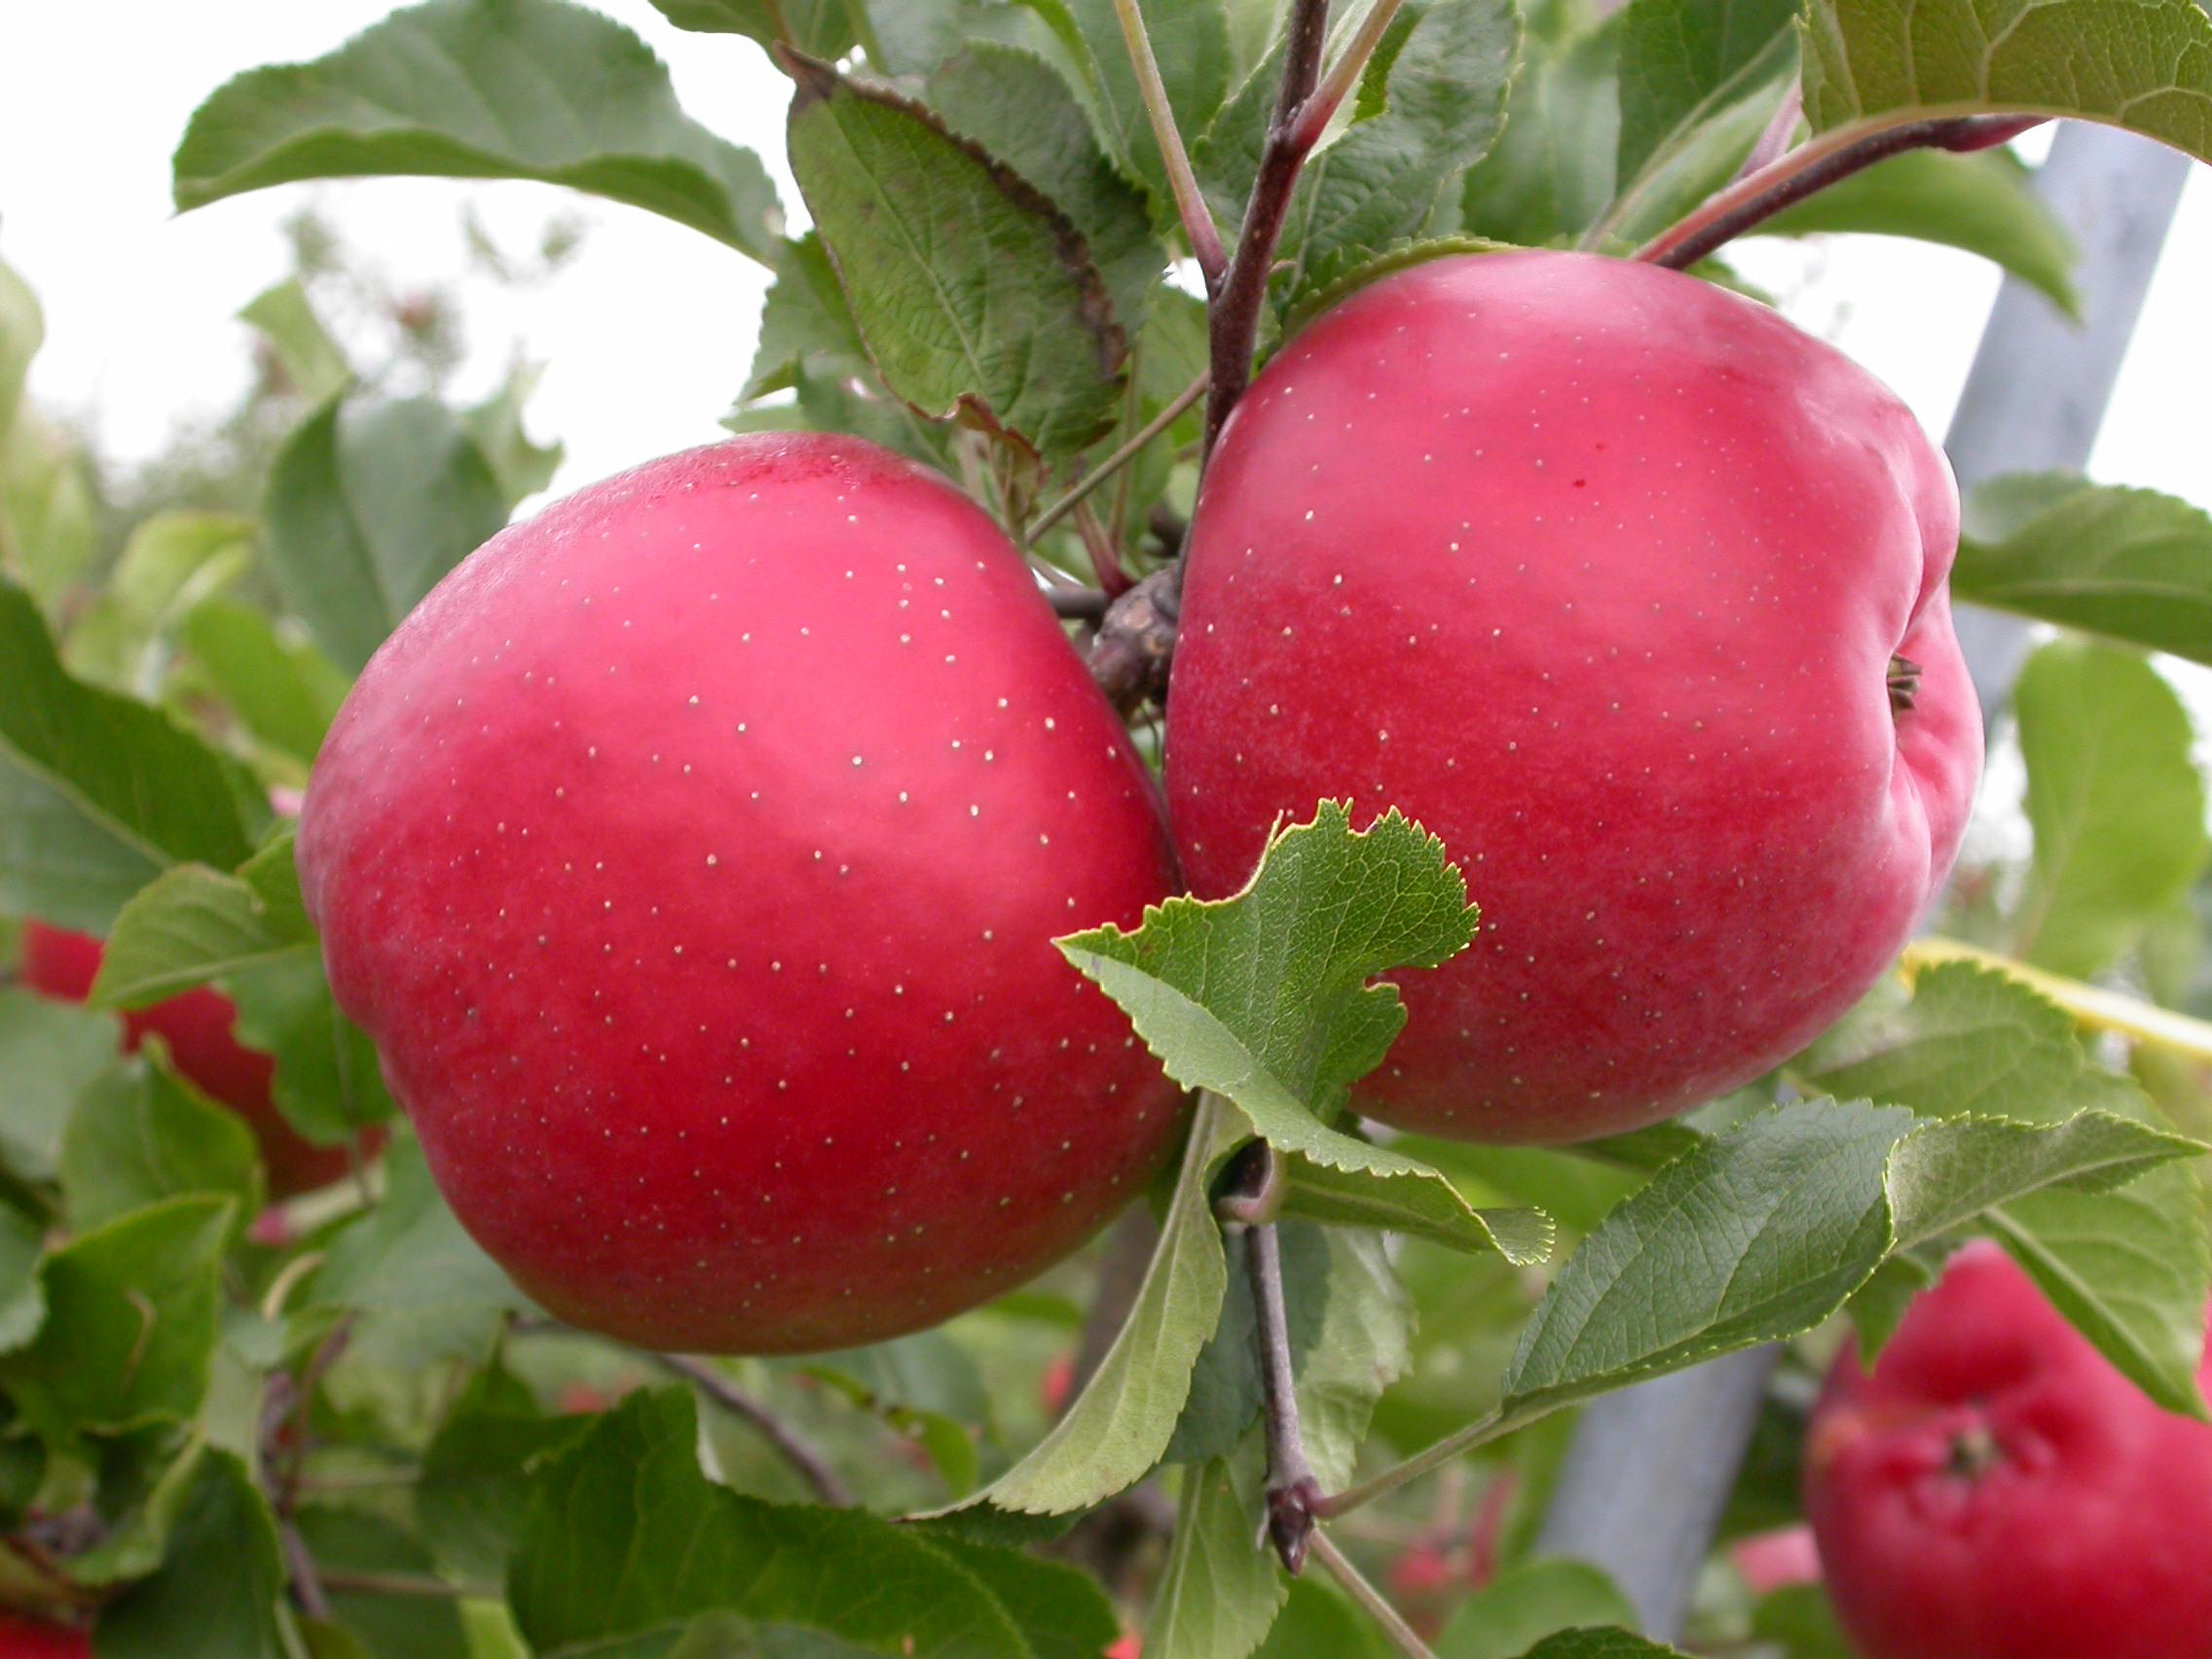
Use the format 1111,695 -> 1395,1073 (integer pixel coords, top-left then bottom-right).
3,0 -> 2212,1654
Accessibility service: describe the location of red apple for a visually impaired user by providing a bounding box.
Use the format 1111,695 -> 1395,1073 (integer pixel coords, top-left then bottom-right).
1804,1240 -> 2212,1659
1040,1349 -> 1077,1417
1730,1524 -> 1821,1595
1165,250 -> 1980,1143
0,1613 -> 91,1658
18,923 -> 370,1198
297,433 -> 1186,1354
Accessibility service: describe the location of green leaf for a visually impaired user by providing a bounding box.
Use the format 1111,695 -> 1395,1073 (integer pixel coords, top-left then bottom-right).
1278,1154 -> 1556,1263
1293,1226 -> 1414,1488
950,1099 -> 1235,1516
1250,1578 -> 1392,1659
1193,35 -> 1284,234
1458,16 -> 1622,245
1606,0 -> 1799,226
310,1135 -> 534,1371
1995,1164 -> 2212,1419
0,1195 -> 232,1441
1749,1585 -> 1852,1659
177,600 -> 351,768
510,1387 -> 1097,1657
1059,0 -> 1233,220
462,367 -> 564,509
647,0 -> 856,55
298,1507 -> 471,1659
1436,1560 -> 1639,1659
59,1055 -> 263,1234
786,63 -> 1128,464
240,278 -> 352,403
1952,474 -> 2212,665
419,1359 -> 592,1582
1060,802 -> 1543,1263
69,1431 -> 214,1585
853,0 -> 1065,79
1280,0 -> 1523,306
793,1331 -> 989,1493
63,512 -> 255,698
173,0 -> 785,261
92,1449 -> 285,1659
92,842 -> 312,1011
1498,1098 -> 2203,1417
921,1536 -> 1122,1659
0,986 -> 122,1184
0,257 -> 38,450
2014,639 -> 2208,978
0,579 -> 264,932
1757,148 -> 2080,315
1143,1433 -> 1285,1659
263,395 -> 510,673
1514,1633 -> 1686,1659
1801,960 -> 2212,1416
1162,1215 -> 1419,1487
0,1205 -> 45,1355
1800,0 -> 2212,163
1796,961 -> 2144,1126
926,44 -> 1166,334
2,416 -> 97,612
1845,1246 -> 1942,1357
742,235 -> 869,404
226,949 -> 396,1144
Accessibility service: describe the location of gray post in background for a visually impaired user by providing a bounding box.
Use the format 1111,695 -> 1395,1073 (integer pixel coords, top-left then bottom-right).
1531,119 -> 2197,1641
1946,123 -> 2195,714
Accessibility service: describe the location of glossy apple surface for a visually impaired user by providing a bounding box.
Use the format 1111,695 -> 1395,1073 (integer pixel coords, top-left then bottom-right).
1805,1239 -> 2212,1659
18,922 -> 366,1198
298,434 -> 1185,1353
1167,250 -> 1980,1142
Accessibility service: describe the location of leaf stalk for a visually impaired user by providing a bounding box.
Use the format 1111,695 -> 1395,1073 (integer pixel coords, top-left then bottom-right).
1111,0 -> 1228,283
1248,1218 -> 1325,1573
1634,113 -> 2046,271
1308,1529 -> 1442,1659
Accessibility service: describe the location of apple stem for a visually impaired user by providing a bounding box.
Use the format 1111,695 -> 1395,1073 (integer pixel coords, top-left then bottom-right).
1203,0 -> 1333,461
1287,0 -> 1409,156
279,1519 -> 334,1621
1307,1530 -> 1445,1659
1028,369 -> 1210,547
1110,0 -> 1228,285
1246,1216 -> 1326,1574
1048,585 -> 1112,622
1085,564 -> 1184,713
1073,505 -> 1134,598
645,1350 -> 858,1508
1635,113 -> 2047,272
1084,0 -> 1336,712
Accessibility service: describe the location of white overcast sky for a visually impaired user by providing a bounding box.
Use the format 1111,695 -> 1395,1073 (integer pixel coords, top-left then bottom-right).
2,1 -> 2207,513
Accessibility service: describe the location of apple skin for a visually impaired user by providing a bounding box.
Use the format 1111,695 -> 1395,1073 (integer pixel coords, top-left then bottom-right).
1804,1240 -> 2212,1659
297,433 -> 1186,1355
0,1613 -> 91,1658
18,922 -> 370,1198
1165,250 -> 1980,1143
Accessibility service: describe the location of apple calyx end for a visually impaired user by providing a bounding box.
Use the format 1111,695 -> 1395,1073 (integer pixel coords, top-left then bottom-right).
1945,1420 -> 2003,1481
1888,653 -> 1924,717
